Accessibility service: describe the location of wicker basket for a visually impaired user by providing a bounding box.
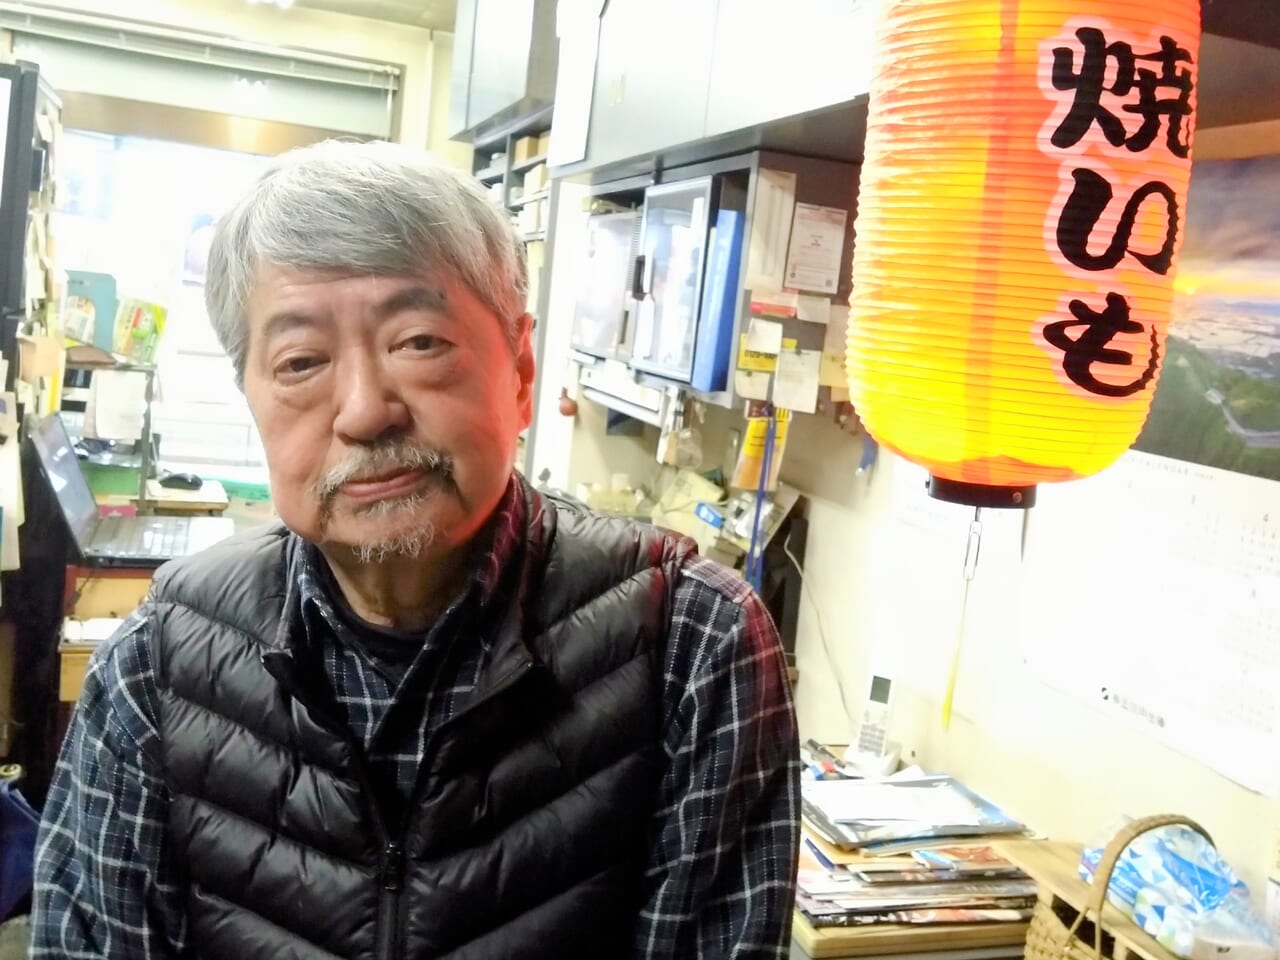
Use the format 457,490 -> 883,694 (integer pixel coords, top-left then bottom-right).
1024,814 -> 1213,960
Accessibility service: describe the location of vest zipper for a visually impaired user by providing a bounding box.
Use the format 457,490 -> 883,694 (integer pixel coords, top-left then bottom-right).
378,840 -> 404,960
340,736 -> 405,960
260,651 -> 405,958
264,651 -> 537,957
377,660 -> 538,959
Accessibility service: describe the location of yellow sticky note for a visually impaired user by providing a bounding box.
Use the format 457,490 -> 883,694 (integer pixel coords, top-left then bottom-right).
819,352 -> 846,387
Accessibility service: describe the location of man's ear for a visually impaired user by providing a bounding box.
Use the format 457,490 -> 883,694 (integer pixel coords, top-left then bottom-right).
514,312 -> 537,424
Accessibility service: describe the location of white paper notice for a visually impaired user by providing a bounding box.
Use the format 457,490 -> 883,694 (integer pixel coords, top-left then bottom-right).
785,203 -> 848,293
633,298 -> 657,359
547,0 -> 602,167
773,349 -> 821,414
821,306 -> 850,386
0,79 -> 11,196
87,369 -> 147,441
802,778 -> 984,826
62,618 -> 125,643
0,437 -> 21,571
796,294 -> 831,324
0,392 -> 16,439
745,169 -> 798,294
734,370 -> 771,400
744,316 -> 784,355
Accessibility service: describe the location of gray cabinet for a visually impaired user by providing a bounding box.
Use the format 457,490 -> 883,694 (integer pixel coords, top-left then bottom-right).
555,0 -> 878,176
586,0 -> 718,169
451,0 -> 558,139
705,0 -> 875,136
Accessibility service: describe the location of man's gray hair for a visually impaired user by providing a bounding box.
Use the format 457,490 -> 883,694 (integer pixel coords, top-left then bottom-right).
205,139 -> 528,385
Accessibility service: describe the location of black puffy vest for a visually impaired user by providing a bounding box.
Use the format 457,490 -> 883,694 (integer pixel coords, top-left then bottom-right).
148,488 -> 695,959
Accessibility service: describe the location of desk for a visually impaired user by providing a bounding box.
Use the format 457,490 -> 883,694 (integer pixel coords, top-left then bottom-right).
58,564 -> 153,703
130,479 -> 230,516
994,839 -> 1182,960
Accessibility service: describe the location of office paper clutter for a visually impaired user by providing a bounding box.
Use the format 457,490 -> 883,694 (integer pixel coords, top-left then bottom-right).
846,0 -> 1201,507
802,774 -> 1028,854
797,773 -> 1035,931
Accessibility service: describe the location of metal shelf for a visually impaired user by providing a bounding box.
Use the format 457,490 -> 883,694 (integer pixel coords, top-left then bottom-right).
475,165 -> 505,183
472,103 -> 554,151
507,189 -> 549,210
512,153 -> 548,174
520,230 -> 547,243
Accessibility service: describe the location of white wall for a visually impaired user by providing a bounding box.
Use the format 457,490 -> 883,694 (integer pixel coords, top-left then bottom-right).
784,122 -> 1280,897
532,308 -> 1275,900
427,32 -> 471,169
789,444 -> 1273,897
529,182 -> 590,489
17,0 -> 436,148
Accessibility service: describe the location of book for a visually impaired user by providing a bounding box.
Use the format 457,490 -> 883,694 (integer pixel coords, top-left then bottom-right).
853,865 -> 1027,884
797,896 -> 1034,928
802,775 -> 1028,852
795,829 -> 1036,935
111,298 -> 167,364
913,846 -> 1025,874
801,828 -> 921,872
63,271 -> 118,350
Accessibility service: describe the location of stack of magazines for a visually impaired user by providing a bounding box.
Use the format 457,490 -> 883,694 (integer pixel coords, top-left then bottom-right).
797,773 -> 1036,929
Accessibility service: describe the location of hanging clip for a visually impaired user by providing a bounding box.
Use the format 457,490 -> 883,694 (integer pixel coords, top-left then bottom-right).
962,508 -> 983,582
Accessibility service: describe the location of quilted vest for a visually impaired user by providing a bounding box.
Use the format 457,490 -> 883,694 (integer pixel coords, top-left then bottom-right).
148,488 -> 694,959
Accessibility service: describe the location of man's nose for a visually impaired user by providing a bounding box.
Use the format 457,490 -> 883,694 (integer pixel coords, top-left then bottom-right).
331,353 -> 410,443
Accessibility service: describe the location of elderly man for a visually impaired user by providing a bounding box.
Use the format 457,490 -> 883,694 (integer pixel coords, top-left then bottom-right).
32,141 -> 799,959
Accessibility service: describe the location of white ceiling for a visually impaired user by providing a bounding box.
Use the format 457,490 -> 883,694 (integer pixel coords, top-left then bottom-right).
292,0 -> 458,31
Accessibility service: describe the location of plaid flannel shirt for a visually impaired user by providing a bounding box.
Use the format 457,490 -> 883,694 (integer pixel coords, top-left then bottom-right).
32,481 -> 800,958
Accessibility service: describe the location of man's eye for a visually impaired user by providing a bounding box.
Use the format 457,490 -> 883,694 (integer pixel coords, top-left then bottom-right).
275,355 -> 325,378
397,335 -> 444,352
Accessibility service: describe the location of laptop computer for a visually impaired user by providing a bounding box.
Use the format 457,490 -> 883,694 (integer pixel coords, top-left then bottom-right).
30,413 -> 236,569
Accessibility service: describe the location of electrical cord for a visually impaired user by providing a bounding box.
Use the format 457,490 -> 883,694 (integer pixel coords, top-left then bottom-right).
782,531 -> 857,730
67,572 -> 96,613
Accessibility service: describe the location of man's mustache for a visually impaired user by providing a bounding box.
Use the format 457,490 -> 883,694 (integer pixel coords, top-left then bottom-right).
314,441 -> 454,503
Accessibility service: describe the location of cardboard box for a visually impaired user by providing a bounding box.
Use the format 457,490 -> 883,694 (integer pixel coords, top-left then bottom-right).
513,135 -> 539,163
517,201 -> 542,235
537,132 -> 552,156
522,163 -> 549,194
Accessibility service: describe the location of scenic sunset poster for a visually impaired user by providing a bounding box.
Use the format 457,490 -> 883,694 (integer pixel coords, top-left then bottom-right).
1135,152 -> 1280,480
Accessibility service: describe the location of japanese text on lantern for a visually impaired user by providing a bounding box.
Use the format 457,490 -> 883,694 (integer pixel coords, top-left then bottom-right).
1036,21 -> 1196,400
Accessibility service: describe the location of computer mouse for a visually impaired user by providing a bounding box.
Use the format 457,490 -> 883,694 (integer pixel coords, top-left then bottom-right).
159,472 -> 203,490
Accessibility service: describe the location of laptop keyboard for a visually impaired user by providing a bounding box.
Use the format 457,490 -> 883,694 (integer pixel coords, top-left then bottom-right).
91,514 -> 190,559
